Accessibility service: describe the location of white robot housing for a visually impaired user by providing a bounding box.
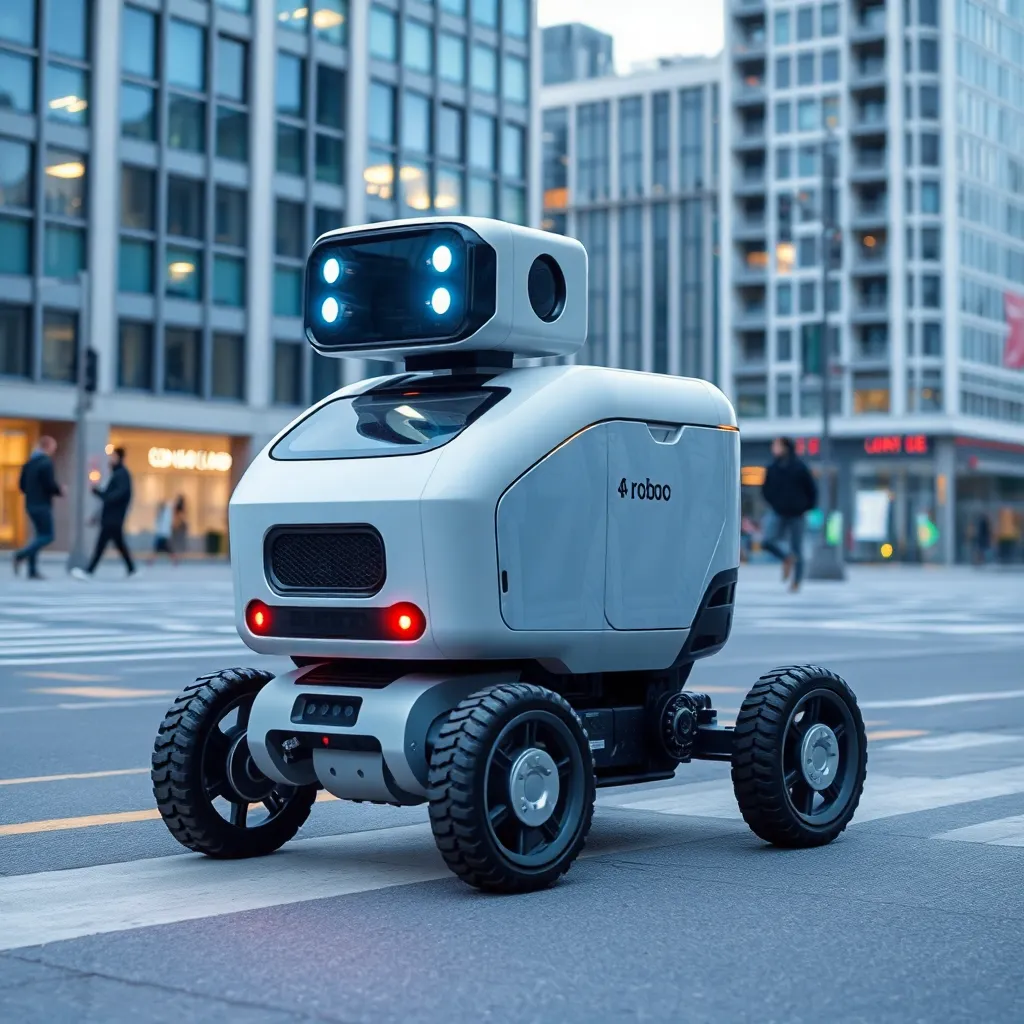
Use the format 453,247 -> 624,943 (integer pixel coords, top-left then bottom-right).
151,218 -> 868,893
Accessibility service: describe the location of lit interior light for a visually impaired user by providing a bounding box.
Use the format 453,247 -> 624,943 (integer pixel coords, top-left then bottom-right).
312,9 -> 344,29
322,296 -> 340,323
168,261 -> 195,280
430,287 -> 451,315
45,161 -> 85,179
104,444 -> 114,455
323,257 -> 340,284
48,95 -> 88,114
431,245 -> 452,273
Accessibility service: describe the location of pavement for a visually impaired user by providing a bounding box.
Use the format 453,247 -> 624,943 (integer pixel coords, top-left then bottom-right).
1,561 -> 1023,1022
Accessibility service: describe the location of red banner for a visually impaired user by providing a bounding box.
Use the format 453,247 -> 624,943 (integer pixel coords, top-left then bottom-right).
1006,291 -> 1024,369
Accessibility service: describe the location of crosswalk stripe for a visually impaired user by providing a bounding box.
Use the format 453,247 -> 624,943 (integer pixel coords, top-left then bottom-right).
886,732 -> 1023,752
0,644 -> 249,668
934,815 -> 1024,846
29,686 -> 179,699
861,689 -> 1024,709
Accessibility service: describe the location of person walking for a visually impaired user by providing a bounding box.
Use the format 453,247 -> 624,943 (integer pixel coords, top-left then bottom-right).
761,436 -> 818,593
148,500 -> 177,566
171,495 -> 188,559
13,435 -> 65,579
71,447 -> 136,579
972,512 -> 991,566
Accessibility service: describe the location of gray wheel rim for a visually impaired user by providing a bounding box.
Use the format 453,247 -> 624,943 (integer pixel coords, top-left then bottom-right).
781,688 -> 861,827
483,709 -> 587,868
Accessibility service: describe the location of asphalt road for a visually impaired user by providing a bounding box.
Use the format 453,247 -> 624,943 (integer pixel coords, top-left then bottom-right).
1,561 -> 1023,1023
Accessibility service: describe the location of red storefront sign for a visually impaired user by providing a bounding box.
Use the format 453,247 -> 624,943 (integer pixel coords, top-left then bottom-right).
863,434 -> 929,455
1006,292 -> 1024,370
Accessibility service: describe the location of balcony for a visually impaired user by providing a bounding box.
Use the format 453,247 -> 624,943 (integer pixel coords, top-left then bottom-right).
734,126 -> 767,152
851,103 -> 888,138
851,57 -> 888,93
849,148 -> 887,183
850,291 -> 889,324
734,253 -> 769,284
733,28 -> 767,61
850,199 -> 888,229
733,0 -> 767,14
733,212 -> 767,241
733,303 -> 768,331
852,237 -> 889,273
850,5 -> 888,45
734,73 -> 766,108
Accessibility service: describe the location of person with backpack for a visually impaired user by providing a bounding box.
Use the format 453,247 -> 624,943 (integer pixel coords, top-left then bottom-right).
761,437 -> 818,592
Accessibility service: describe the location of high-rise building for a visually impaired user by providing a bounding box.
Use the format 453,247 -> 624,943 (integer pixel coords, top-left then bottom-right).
541,55 -> 721,377
722,0 -> 1024,564
542,22 -> 615,85
0,0 -> 537,555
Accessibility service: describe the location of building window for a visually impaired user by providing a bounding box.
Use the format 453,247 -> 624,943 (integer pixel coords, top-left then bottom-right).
472,44 -> 497,94
776,147 -> 792,179
679,88 -> 703,190
274,265 -> 302,316
921,226 -> 940,260
652,92 -> 669,193
775,56 -> 791,89
164,326 -> 202,395
119,165 -> 153,231
472,0 -> 498,28
468,175 -> 494,217
167,176 -> 204,239
276,123 -> 304,176
118,320 -> 153,390
797,52 -> 814,86
797,98 -> 817,132
576,210 -> 609,365
504,0 -> 528,37
212,332 -> 245,399
922,322 -> 941,355
619,205 -> 643,370
439,104 -> 464,163
41,310 -> 77,383
435,166 -> 462,213
439,33 -> 466,84
121,83 -> 155,141
922,274 -> 941,308
777,282 -> 793,315
313,0 -> 347,45
168,96 -> 205,154
275,199 -> 304,258
920,132 -> 939,166
652,203 -> 669,373
119,239 -> 152,293
919,0 -> 938,26
503,55 -> 527,104
168,18 -> 205,91
796,6 -> 814,40
776,101 -> 791,134
369,6 -> 397,62
619,96 -> 642,198
919,38 -> 938,73
799,281 -> 816,314
680,199 -> 703,377
402,91 -> 431,154
166,248 -> 202,301
274,340 -> 304,404
214,186 -> 247,248
576,102 -> 609,202
820,3 -> 839,35
919,84 -> 939,119
502,122 -> 525,181
821,49 -> 839,82
404,21 -> 432,75
213,256 -> 245,306
0,304 -> 31,377
122,6 -> 156,79
774,10 -> 791,45
920,180 -> 940,214
46,63 -> 89,126
776,328 -> 793,361
797,145 -> 817,177
470,112 -> 496,171
0,52 -> 34,115
798,236 -> 816,267
853,373 -> 890,415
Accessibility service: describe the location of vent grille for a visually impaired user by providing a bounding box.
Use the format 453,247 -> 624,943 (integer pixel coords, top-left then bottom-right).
266,527 -> 385,594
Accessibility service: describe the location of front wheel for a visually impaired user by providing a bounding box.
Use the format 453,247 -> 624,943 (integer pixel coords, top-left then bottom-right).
152,667 -> 318,858
427,683 -> 595,893
731,665 -> 867,848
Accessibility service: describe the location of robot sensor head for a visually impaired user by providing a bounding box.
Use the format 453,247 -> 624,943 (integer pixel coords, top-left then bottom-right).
304,217 -> 588,362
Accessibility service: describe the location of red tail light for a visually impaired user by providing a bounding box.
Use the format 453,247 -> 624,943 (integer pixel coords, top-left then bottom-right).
246,600 -> 272,635
387,603 -> 426,640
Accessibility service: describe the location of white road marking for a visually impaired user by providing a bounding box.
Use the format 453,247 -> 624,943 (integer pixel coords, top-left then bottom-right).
612,764 -> 1024,824
934,815 -> 1024,847
0,822 -> 673,951
885,732 -> 1023,752
0,643 -> 249,668
861,689 -> 1024,709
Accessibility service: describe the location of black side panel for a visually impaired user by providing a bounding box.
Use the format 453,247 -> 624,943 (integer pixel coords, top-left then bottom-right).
674,567 -> 739,666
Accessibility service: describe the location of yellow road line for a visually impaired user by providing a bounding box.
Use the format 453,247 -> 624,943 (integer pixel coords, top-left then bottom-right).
29,686 -> 177,699
1,791 -> 340,836
20,671 -> 121,683
867,729 -> 929,742
0,768 -> 149,787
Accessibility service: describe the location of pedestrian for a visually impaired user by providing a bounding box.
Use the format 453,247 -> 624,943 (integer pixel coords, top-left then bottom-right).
996,506 -> 1020,564
71,447 -> 136,579
148,500 -> 177,566
171,495 -> 188,558
760,436 -> 818,593
13,435 -> 66,580
973,513 -> 991,566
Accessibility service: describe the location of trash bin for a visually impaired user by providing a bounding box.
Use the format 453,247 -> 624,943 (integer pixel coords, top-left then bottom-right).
205,530 -> 223,555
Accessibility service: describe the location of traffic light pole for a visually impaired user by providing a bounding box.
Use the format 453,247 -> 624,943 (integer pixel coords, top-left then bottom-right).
66,270 -> 91,572
806,126 -> 846,581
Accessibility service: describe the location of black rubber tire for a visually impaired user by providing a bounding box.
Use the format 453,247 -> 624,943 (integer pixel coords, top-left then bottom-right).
731,665 -> 868,848
427,682 -> 595,893
152,667 -> 317,858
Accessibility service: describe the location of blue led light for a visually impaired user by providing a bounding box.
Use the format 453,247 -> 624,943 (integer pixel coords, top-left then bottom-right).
430,287 -> 452,315
322,296 -> 340,323
431,245 -> 452,273
323,257 -> 340,284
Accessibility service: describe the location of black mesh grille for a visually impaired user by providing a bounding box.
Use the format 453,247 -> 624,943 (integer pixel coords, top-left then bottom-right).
266,528 -> 385,593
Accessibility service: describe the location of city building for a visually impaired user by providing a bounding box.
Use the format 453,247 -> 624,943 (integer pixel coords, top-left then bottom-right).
541,22 -> 614,85
540,52 -> 721,379
723,0 -> 1024,564
0,0 -> 537,554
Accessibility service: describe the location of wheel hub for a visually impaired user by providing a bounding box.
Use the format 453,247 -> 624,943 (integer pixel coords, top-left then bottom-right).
509,747 -> 560,827
800,723 -> 840,791
226,734 -> 275,803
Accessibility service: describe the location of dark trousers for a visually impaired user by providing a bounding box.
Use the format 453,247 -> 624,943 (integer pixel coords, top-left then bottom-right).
15,505 -> 54,576
87,521 -> 135,575
763,515 -> 806,585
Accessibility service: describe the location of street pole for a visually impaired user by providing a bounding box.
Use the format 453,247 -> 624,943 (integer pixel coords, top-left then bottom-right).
806,123 -> 846,581
66,270 -> 91,572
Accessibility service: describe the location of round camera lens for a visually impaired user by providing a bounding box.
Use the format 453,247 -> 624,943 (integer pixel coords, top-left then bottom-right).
344,705 -> 354,717
332,705 -> 341,717
527,256 -> 566,323
304,704 -> 315,717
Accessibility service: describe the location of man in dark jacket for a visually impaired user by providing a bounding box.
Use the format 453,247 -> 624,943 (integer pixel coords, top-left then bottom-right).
761,437 -> 818,592
72,448 -> 136,579
14,436 -> 65,579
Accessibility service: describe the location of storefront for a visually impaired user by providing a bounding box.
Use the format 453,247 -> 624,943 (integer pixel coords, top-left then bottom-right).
954,438 -> 1024,564
0,418 -> 38,550
106,429 -> 237,555
741,433 -> 949,564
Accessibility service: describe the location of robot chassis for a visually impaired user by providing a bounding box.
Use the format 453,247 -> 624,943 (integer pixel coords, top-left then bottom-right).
151,218 -> 868,893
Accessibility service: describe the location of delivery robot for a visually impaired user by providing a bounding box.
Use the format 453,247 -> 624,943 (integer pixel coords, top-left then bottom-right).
152,217 -> 867,893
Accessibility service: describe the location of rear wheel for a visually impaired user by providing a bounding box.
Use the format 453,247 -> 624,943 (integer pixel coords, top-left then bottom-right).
151,667 -> 317,858
731,665 -> 867,847
427,683 -> 595,893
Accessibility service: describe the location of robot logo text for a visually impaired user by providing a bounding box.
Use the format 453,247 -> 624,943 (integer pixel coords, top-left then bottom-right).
617,477 -> 672,502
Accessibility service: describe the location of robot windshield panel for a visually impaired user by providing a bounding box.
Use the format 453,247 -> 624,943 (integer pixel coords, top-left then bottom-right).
152,216 -> 868,897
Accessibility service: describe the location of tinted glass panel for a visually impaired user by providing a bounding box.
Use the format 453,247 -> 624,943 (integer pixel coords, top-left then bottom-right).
273,388 -> 504,460
122,6 -> 156,78
121,83 -> 155,139
46,63 -> 89,125
0,1 -> 36,47
0,217 -> 30,274
0,139 -> 32,209
48,0 -> 88,60
168,19 -> 205,91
